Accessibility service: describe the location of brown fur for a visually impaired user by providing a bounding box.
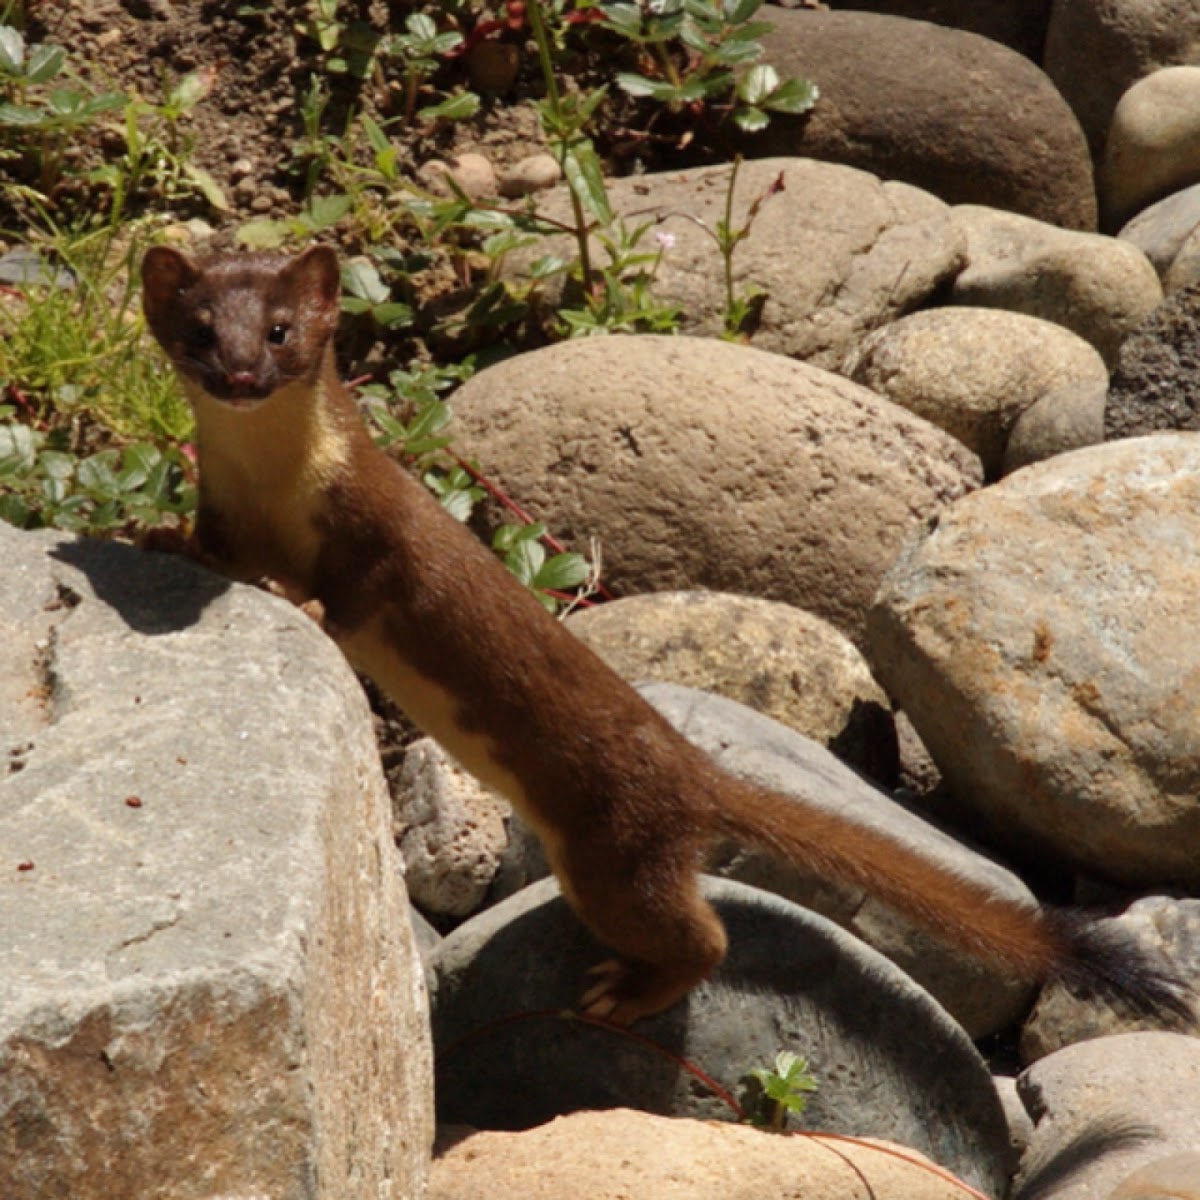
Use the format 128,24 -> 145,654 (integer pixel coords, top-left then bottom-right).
140,245 -> 1193,1026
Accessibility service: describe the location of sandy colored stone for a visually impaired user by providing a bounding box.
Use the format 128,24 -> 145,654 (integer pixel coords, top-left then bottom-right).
847,307 -> 1109,478
431,1109 -> 978,1200
868,433 -> 1200,887
1100,67 -> 1200,231
1002,381 -> 1108,475
450,335 -> 980,647
948,204 -> 1162,367
566,590 -> 897,780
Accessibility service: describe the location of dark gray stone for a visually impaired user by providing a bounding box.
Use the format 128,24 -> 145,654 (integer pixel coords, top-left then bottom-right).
430,875 -> 1012,1198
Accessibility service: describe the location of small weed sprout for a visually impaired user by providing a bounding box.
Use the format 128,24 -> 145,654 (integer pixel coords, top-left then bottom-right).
744,1051 -> 818,1131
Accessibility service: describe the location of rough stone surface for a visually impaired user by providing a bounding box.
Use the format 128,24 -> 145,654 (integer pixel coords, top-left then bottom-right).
1019,897 -> 1200,1063
1014,1033 -> 1200,1200
565,590 -> 898,783
430,1109 -> 978,1200
430,876 -> 1012,1197
395,736 -> 512,918
1002,381 -> 1108,475
449,335 -> 981,647
1044,0 -> 1200,155
753,9 -> 1096,230
1118,181 -> 1200,280
846,307 -> 1109,478
1100,67 -> 1200,231
510,156 -> 965,370
948,204 -> 1163,367
1164,224 -> 1200,293
1105,283 -> 1200,438
1110,1152 -> 1200,1200
867,434 -> 1200,888
0,525 -> 433,1200
824,0 -> 1051,58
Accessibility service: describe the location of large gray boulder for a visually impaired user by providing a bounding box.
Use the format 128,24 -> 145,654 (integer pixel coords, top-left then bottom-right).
754,9 -> 1096,229
449,335 -> 981,646
0,525 -> 433,1199
868,433 -> 1200,888
430,876 -> 1012,1197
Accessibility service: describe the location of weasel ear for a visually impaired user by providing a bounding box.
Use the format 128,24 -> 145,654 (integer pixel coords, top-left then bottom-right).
286,244 -> 341,315
141,246 -> 199,310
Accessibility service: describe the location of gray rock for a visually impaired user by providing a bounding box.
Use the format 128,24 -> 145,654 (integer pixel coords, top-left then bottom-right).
1014,1033 -> 1200,1200
396,736 -> 512,918
995,1074 -> 1036,1162
867,434 -> 1200,888
0,526 -> 433,1200
754,9 -> 1096,230
847,307 -> 1109,479
430,875 -> 1012,1198
1020,897 -> 1200,1063
1106,283 -> 1200,438
823,0 -> 1051,58
638,682 -> 1038,1037
1118,181 -> 1200,280
510,156 -> 965,370
1164,225 -> 1200,294
948,204 -> 1163,367
565,590 -> 898,784
1002,381 -> 1108,475
1044,0 -> 1200,156
1099,67 -> 1200,231
449,335 -> 981,647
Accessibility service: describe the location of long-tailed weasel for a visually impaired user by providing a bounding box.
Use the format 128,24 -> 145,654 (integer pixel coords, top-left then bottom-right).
141,244 -> 1193,1027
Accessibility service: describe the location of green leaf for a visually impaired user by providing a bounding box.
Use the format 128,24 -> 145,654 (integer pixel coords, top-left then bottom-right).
764,76 -> 818,114
0,26 -> 25,74
0,492 -> 35,529
418,90 -> 481,123
372,301 -> 414,329
37,449 -> 75,481
505,535 -> 545,585
439,487 -> 477,522
615,72 -> 666,99
182,163 -> 229,210
731,104 -> 770,133
737,63 -> 777,106
723,0 -> 764,23
76,451 -> 121,498
533,552 -> 589,592
306,192 -> 352,228
26,43 -> 66,84
0,102 -> 46,127
0,424 -> 41,474
405,12 -> 438,41
564,142 -> 612,224
235,218 -> 289,249
169,67 -> 216,112
341,258 -> 391,304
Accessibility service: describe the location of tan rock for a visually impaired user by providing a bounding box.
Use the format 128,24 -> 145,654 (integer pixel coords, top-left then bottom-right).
430,1108 -> 977,1200
566,590 -> 895,778
450,335 -> 981,647
948,204 -> 1162,367
847,307 -> 1109,478
868,433 -> 1200,888
1100,66 -> 1200,230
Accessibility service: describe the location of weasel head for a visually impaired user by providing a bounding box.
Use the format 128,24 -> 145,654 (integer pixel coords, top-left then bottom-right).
141,244 -> 341,409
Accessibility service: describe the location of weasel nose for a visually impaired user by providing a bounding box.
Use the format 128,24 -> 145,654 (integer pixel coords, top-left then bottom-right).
226,370 -> 258,395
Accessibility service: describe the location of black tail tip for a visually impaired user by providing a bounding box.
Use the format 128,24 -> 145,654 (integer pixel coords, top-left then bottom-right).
1048,908 -> 1196,1028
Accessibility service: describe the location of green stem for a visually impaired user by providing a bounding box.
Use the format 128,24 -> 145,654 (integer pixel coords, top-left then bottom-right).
721,153 -> 742,328
525,0 -> 593,284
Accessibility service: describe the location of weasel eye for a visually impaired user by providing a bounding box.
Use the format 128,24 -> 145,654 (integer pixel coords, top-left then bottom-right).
191,324 -> 215,349
267,324 -> 288,345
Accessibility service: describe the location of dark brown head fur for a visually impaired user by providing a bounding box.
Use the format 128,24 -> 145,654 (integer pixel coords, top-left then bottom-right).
141,246 -> 341,404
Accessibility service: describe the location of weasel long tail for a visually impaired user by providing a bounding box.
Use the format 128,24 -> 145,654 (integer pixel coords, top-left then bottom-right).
716,781 -> 1194,1025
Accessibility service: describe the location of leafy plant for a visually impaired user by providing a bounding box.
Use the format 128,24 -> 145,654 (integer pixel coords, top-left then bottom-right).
605,0 -> 817,133
379,12 -> 479,126
744,1051 -> 818,1131
0,416 -> 194,533
493,520 -> 591,611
